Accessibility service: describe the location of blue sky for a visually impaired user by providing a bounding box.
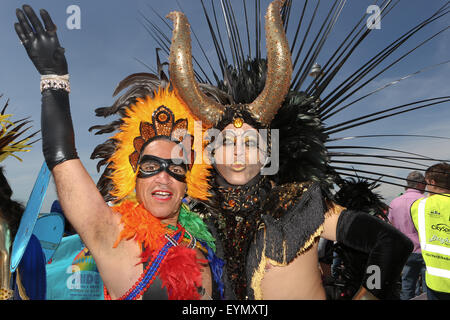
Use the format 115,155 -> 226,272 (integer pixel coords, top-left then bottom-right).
1,0 -> 449,213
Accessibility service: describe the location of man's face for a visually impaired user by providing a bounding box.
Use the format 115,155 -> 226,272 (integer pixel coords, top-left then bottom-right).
135,139 -> 188,225
212,123 -> 266,185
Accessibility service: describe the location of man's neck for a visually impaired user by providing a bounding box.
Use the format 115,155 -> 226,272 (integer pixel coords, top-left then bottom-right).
428,187 -> 450,195
161,216 -> 179,227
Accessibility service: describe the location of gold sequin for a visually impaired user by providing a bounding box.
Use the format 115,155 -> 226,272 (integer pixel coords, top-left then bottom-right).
167,11 -> 224,126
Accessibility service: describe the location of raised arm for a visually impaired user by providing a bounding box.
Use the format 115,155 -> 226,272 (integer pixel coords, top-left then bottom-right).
14,5 -> 118,254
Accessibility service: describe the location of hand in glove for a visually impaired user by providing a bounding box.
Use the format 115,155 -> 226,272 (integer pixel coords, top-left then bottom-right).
14,5 -> 68,75
14,5 -> 78,170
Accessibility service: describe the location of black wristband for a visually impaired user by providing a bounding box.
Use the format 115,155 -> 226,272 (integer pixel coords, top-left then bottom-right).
41,89 -> 79,170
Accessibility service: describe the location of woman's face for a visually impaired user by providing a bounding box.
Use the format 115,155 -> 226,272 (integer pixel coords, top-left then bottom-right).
212,123 -> 266,185
135,139 -> 188,225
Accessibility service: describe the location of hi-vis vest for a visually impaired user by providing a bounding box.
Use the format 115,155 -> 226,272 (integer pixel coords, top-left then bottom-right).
411,194 -> 450,293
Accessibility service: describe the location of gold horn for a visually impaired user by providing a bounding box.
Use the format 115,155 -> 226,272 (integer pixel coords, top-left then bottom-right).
247,0 -> 292,126
167,11 -> 224,127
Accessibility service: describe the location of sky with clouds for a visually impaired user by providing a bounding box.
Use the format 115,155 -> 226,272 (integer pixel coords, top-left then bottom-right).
1,0 -> 449,213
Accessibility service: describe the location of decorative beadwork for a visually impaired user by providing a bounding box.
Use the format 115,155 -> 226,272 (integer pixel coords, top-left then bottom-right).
217,176 -> 270,213
129,105 -> 188,171
207,175 -> 272,299
40,74 -> 71,93
205,176 -> 313,300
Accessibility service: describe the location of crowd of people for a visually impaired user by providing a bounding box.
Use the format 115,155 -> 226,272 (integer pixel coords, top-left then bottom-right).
390,165 -> 450,300
1,1 -> 449,301
321,167 -> 450,300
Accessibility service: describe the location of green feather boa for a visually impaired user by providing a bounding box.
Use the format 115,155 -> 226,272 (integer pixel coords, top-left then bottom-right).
177,203 -> 216,252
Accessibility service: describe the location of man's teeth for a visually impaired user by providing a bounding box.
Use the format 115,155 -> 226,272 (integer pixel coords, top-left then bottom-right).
153,192 -> 171,196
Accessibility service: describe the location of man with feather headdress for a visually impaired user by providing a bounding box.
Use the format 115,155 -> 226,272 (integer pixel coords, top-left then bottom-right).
14,4 -> 225,300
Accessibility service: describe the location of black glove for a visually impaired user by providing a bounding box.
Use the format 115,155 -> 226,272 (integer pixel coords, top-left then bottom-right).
14,5 -> 77,170
14,5 -> 68,75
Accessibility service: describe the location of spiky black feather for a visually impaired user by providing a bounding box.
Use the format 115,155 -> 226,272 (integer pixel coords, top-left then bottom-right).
333,177 -> 388,220
218,58 -> 267,105
271,91 -> 333,186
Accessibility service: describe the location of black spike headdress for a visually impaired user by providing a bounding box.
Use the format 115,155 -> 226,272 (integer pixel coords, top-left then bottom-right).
142,0 -> 449,188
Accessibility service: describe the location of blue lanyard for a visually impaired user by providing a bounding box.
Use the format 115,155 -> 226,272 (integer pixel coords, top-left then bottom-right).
124,230 -> 183,300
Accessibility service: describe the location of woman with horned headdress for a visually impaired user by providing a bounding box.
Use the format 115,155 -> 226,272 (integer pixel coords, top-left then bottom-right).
164,0 -> 414,300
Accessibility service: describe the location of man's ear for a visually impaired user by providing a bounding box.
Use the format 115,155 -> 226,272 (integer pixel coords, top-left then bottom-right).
425,179 -> 437,193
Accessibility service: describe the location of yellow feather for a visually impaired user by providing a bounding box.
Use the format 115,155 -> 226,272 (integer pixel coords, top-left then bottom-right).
108,88 -> 212,202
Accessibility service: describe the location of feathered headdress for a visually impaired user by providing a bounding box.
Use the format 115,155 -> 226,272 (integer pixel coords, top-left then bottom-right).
333,176 -> 389,221
142,0 -> 450,190
0,96 -> 38,163
89,68 -> 216,203
0,96 -> 38,240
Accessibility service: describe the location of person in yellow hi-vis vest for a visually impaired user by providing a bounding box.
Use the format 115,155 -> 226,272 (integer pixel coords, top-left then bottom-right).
411,163 -> 450,300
